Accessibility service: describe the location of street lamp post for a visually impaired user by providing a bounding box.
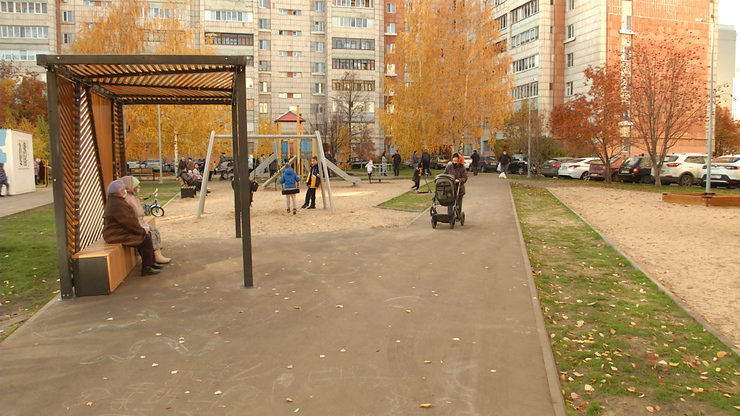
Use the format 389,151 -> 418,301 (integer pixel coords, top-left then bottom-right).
527,97 -> 532,178
700,10 -> 716,195
157,104 -> 163,184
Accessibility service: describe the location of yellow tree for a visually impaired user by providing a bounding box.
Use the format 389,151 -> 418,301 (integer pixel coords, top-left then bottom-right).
71,0 -> 230,163
381,0 -> 512,156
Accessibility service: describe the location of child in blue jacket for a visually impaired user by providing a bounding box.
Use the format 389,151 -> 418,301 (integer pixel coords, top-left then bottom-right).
278,165 -> 301,215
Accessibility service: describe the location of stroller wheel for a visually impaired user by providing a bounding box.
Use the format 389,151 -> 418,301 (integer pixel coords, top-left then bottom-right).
431,218 -> 437,229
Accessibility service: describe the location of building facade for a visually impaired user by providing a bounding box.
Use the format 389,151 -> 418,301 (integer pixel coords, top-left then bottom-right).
0,0 -> 57,73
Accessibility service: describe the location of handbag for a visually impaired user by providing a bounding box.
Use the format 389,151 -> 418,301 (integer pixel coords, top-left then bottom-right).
496,162 -> 502,173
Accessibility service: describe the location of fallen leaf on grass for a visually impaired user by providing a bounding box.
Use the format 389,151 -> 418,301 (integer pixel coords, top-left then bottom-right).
646,406 -> 654,413
717,351 -> 727,358
584,384 -> 594,393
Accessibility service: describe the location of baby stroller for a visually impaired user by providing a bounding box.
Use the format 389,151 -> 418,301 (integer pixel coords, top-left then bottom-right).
430,174 -> 465,229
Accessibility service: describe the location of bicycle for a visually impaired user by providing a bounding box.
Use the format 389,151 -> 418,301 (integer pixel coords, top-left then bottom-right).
141,188 -> 165,217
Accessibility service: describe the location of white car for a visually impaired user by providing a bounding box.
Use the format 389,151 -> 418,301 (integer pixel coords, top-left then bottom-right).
659,153 -> 707,186
463,155 -> 472,170
558,157 -> 600,180
700,155 -> 740,188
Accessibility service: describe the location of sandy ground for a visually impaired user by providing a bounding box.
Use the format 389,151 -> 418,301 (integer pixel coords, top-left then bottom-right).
156,178 -> 421,240
549,186 -> 740,349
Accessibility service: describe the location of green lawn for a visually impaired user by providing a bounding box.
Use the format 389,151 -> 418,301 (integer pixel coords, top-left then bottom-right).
511,183 -> 739,415
0,181 -> 181,341
377,189 -> 434,212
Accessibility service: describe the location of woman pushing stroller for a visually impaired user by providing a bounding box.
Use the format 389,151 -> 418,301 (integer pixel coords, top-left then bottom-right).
443,153 -> 467,215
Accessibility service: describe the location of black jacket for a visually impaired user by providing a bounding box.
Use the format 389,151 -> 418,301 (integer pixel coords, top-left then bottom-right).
471,152 -> 480,164
392,153 -> 402,166
499,153 -> 511,165
421,152 -> 431,163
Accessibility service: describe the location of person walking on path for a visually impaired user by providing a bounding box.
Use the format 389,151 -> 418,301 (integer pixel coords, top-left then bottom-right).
412,151 -> 420,169
278,164 -> 301,215
103,180 -> 160,276
411,163 -> 423,190
422,149 -> 431,176
392,150 -> 402,176
498,151 -> 511,179
381,152 -> 388,176
120,176 -> 171,264
0,163 -> 9,196
443,153 -> 468,216
365,158 -> 374,183
471,150 -> 481,176
302,156 -> 321,209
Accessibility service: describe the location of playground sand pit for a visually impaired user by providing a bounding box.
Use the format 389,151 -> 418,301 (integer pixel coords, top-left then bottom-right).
549,186 -> 740,349
157,179 -> 421,240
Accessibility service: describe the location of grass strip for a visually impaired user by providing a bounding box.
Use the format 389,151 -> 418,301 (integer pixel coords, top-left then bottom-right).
377,189 -> 433,212
1,205 -> 59,340
511,183 -> 739,415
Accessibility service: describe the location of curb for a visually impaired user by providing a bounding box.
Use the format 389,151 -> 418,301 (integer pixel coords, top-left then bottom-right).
2,294 -> 60,342
507,182 -> 569,416
546,188 -> 740,356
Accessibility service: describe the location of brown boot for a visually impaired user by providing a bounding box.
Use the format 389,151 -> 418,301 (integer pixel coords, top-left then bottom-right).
154,250 -> 171,264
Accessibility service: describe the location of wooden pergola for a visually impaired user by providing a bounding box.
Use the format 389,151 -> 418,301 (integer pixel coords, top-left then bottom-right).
37,55 -> 254,298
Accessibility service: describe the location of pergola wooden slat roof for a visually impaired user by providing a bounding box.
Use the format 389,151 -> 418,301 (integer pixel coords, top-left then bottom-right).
38,55 -> 254,298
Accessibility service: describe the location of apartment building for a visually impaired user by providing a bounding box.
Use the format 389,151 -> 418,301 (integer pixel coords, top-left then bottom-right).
493,0 -> 716,154
0,0 -> 57,73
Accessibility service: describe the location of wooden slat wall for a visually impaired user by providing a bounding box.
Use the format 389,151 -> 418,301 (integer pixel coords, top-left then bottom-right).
58,78 -> 77,258
75,88 -> 106,252
91,93 -> 114,186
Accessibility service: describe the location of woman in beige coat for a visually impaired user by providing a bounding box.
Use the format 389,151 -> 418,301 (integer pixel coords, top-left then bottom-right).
120,176 -> 171,264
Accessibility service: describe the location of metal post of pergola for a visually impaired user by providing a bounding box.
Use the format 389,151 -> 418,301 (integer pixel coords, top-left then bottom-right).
37,54 -> 255,297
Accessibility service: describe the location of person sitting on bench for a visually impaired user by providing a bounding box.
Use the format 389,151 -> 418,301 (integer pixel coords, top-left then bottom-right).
121,176 -> 171,264
103,180 -> 162,276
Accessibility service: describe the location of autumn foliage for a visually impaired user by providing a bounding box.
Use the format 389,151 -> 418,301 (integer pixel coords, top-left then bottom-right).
715,106 -> 740,156
381,0 -> 512,157
550,65 -> 627,182
0,62 -> 50,160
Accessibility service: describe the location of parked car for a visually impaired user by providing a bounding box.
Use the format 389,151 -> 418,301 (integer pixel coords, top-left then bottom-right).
659,153 -> 707,186
588,156 -> 625,181
700,155 -> 740,188
508,155 -> 528,175
140,159 -> 163,171
462,155 -> 472,170
558,157 -> 600,180
127,159 -> 140,170
617,156 -> 654,183
434,155 -> 450,169
478,156 -> 498,173
541,158 -> 573,177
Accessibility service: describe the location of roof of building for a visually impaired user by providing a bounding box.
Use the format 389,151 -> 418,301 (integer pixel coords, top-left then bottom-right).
274,110 -> 305,123
36,54 -> 250,105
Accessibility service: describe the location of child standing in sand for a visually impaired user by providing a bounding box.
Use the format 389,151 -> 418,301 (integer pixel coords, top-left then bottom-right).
365,158 -> 374,183
278,164 -> 300,215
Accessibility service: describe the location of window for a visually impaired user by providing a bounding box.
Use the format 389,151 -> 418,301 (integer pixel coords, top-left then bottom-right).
278,92 -> 302,99
494,0 -> 505,5
622,15 -> 632,31
332,0 -> 374,7
386,2 -> 395,12
279,72 -> 302,78
332,79 -> 375,91
259,18 -> 269,29
567,0 -> 574,11
61,10 -> 73,22
279,8 -> 301,15
621,46 -> 632,61
495,14 -> 507,30
314,42 -> 324,52
259,60 -> 270,71
1,2 -> 48,13
1,25 -> 49,38
566,24 -> 575,40
332,37 -> 375,50
314,21 -> 325,32
332,16 -> 372,28
278,50 -> 302,57
259,102 -> 269,114
510,26 -> 538,48
386,63 -> 395,74
314,1 -> 324,11
510,0 -> 538,24
205,10 -> 253,22
258,0 -> 267,8
314,103 -> 325,113
314,82 -> 325,94
62,33 -> 74,43
512,54 -> 538,73
386,23 -> 396,34
386,43 -> 395,53
259,81 -> 269,93
314,62 -> 325,73
566,52 -> 574,67
0,49 -> 47,61
332,58 -> 375,70
258,39 -> 269,50
205,32 -> 254,46
278,29 -> 302,36
246,78 -> 254,88
565,81 -> 574,96
512,81 -> 538,100
147,7 -> 171,19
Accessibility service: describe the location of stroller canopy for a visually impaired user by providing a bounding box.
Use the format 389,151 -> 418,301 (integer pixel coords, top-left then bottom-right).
434,174 -> 457,206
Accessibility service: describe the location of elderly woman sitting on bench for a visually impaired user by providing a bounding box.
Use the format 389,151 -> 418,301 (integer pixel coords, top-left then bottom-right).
103,180 -> 163,276
121,176 -> 171,264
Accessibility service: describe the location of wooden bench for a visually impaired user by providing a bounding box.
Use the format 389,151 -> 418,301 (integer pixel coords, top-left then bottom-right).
70,218 -> 155,296
178,177 -> 197,198
130,168 -> 156,181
